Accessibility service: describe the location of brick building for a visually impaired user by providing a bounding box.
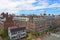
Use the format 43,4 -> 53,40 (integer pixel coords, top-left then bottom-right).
13,10 -> 48,35
1,12 -> 14,27
13,15 -> 28,27
13,14 -> 53,34
1,12 -> 60,35
55,15 -> 60,25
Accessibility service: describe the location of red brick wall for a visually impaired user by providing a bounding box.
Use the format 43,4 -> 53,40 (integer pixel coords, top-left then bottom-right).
1,13 -> 14,27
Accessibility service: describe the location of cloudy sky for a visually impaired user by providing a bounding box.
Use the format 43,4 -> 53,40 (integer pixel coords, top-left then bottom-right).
0,0 -> 60,15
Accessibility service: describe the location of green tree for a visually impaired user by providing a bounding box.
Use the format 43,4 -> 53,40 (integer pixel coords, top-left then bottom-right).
0,27 -> 10,40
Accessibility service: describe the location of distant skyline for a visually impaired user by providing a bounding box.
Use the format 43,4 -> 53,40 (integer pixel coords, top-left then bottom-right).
0,0 -> 60,15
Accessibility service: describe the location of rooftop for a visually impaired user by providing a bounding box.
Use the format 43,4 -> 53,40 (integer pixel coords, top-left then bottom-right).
8,27 -> 26,33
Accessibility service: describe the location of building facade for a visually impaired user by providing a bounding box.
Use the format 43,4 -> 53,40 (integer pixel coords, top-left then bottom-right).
1,12 -> 60,35
8,26 -> 27,40
13,14 -> 55,34
13,14 -> 59,34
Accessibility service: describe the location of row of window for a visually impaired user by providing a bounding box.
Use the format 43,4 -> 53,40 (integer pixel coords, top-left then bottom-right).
12,32 -> 26,39
11,30 -> 26,35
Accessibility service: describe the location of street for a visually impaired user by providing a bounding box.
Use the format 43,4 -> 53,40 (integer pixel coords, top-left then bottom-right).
41,27 -> 60,40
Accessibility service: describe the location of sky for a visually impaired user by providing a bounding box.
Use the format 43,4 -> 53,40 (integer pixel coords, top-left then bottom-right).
0,0 -> 60,15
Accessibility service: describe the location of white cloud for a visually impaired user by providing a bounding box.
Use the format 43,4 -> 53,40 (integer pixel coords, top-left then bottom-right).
48,3 -> 60,8
0,0 -> 60,14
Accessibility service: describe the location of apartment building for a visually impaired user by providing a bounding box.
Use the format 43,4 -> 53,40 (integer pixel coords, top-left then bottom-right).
45,15 -> 55,28
1,12 -> 60,35
12,14 -> 57,34
8,26 -> 27,40
13,15 -> 29,28
13,14 -> 46,34
55,15 -> 60,25
27,15 -> 46,34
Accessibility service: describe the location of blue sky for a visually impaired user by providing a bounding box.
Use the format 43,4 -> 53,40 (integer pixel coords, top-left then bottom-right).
19,7 -> 60,15
0,0 -> 60,15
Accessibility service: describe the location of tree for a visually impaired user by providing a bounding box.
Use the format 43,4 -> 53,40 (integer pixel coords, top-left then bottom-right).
0,27 -> 10,40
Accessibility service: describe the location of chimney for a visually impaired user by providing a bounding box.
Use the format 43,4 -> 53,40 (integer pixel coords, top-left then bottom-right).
43,13 -> 46,16
6,12 -> 8,16
1,12 -> 4,15
43,10 -> 46,16
48,14 -> 50,16
1,12 -> 5,18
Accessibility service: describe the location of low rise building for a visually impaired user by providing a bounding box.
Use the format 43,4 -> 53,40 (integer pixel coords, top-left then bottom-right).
8,26 -> 27,40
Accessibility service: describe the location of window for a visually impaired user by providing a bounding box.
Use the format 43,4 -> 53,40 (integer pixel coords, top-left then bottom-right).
12,36 -> 16,39
19,36 -> 20,38
21,33 -> 26,36
11,32 -> 17,35
18,31 -> 20,33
